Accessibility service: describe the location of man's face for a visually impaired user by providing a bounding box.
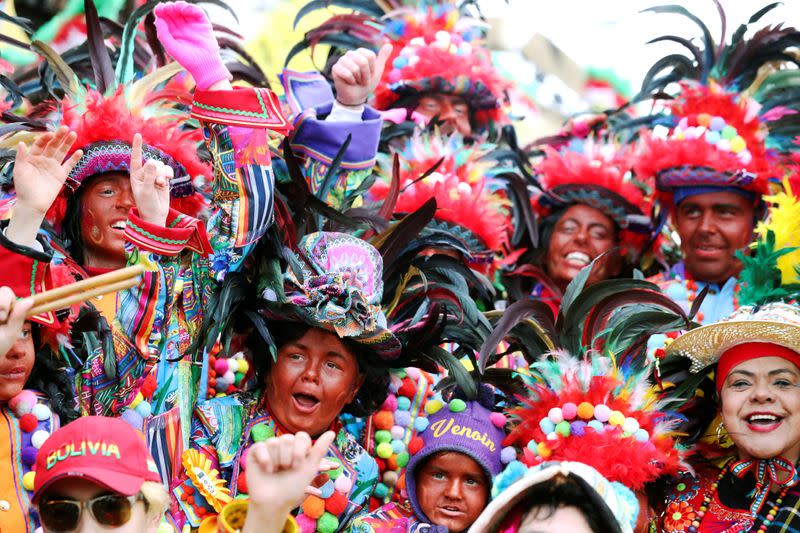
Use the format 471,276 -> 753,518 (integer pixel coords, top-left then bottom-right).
79,172 -> 134,269
673,191 -> 755,283
415,93 -> 472,137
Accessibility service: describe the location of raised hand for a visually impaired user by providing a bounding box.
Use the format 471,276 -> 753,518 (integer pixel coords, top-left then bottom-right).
7,126 -> 83,246
129,133 -> 172,227
153,1 -> 231,91
0,287 -> 32,356
333,44 -> 393,107
242,431 -> 336,533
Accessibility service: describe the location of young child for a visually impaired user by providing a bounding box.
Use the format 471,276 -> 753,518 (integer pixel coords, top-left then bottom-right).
351,389 -> 507,532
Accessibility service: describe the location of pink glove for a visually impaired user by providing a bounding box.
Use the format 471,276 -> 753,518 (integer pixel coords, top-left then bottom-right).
154,1 -> 230,90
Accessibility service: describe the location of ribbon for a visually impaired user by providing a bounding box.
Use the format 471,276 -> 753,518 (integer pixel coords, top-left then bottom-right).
730,456 -> 799,514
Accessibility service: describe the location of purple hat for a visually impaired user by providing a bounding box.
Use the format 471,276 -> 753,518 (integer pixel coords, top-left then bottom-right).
406,396 -> 506,522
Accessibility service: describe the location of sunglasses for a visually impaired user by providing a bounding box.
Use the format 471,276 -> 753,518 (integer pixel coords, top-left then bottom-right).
37,493 -> 144,532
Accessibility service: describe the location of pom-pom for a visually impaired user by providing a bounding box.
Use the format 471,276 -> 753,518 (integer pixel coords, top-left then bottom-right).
396,396 -> 411,411
425,400 -> 443,415
333,474 -> 352,493
538,418 -> 556,434
449,399 -> 466,413
317,513 -> 339,533
570,421 -> 587,437
547,407 -> 564,423
301,495 -> 325,519
622,417 -> 640,434
130,392 -> 144,409
555,421 -> 571,437
326,458 -> 343,481
394,411 -> 411,427
561,403 -> 577,420
408,436 -> 424,455
373,411 -> 394,430
382,395 -> 398,412
634,429 -> 650,442
22,471 -> 35,491
414,417 -> 429,432
251,423 -> 273,442
135,401 -> 152,419
396,451 -> 410,468
141,374 -> 158,398
223,371 -> 235,384
227,359 -> 239,374
490,412 -> 507,428
397,379 -> 416,398
19,413 -> 38,433
376,442 -> 393,459
383,471 -> 398,486
577,402 -> 594,420
237,470 -> 248,494
237,359 -> 250,375
120,408 -> 144,431
373,483 -> 389,499
587,420 -> 605,433
500,447 -> 516,464
295,513 -> 317,533
31,403 -> 51,421
536,442 -> 551,459
318,480 -> 335,499
390,425 -> 405,439
594,404 -> 611,422
710,116 -> 725,131
375,430 -> 392,444
12,391 -> 38,416
31,430 -> 49,449
325,490 -> 348,515
721,125 -> 737,140
22,446 -> 38,466
214,359 -> 229,376
608,411 -> 625,427
391,439 -> 405,454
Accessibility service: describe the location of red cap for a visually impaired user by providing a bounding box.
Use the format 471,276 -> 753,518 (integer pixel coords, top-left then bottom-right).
32,416 -> 161,503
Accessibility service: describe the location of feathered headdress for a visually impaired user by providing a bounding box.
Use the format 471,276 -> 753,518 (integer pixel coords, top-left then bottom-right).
632,3 -> 800,205
369,131 -> 512,269
499,353 -> 682,492
533,142 -> 654,256
289,0 -> 509,128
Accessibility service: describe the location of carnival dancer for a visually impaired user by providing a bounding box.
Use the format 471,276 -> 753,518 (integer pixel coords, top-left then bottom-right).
469,462 -> 637,533
633,2 -> 800,325
350,386 -> 508,532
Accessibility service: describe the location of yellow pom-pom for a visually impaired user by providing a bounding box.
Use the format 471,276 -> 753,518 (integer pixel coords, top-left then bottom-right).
237,360 -> 250,375
730,135 -> 746,153
129,392 -> 144,409
536,442 -> 552,459
577,402 -> 594,420
608,411 -> 625,426
22,471 -> 35,491
425,400 -> 443,415
376,442 -> 393,459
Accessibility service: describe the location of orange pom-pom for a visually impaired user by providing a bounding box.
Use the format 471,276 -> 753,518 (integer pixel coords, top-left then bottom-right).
388,455 -> 399,471
301,495 -> 325,519
324,491 -> 348,516
396,473 -> 406,491
373,410 -> 394,430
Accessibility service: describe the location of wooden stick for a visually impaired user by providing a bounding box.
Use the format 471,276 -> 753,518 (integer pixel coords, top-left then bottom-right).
28,278 -> 141,317
30,265 -> 144,308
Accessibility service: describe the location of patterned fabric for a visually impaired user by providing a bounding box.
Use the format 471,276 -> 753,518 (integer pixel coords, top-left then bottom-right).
659,461 -> 800,532
649,264 -> 739,325
350,501 -> 441,533
174,393 -> 378,532
265,231 -> 402,359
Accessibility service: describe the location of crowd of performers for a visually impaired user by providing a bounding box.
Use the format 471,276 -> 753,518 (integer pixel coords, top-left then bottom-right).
0,0 -> 799,531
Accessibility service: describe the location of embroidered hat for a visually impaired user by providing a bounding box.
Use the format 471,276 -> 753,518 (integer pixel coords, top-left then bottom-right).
263,231 -> 402,360
405,393 -> 507,523
32,416 -> 161,503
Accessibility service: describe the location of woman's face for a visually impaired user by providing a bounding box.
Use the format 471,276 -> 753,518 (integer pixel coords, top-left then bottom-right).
0,321 -> 34,402
38,478 -> 154,533
720,356 -> 800,464
545,204 -> 618,290
519,505 -> 594,533
264,328 -> 364,437
79,172 -> 134,270
415,451 -> 489,533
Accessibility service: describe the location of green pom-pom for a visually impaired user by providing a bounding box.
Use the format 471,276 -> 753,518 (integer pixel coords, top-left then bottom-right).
234,371 -> 245,384
555,420 -> 571,437
326,458 -> 343,480
376,442 -> 393,459
395,369 -> 407,378
396,451 -> 410,468
251,423 -> 273,442
449,399 -> 466,413
374,430 -> 392,444
317,512 -> 339,533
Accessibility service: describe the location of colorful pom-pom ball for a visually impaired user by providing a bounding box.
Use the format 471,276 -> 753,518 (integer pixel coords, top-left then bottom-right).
397,379 -> 416,398
325,490 -> 348,515
730,135 -> 746,153
301,495 -> 325,519
555,420 -> 571,437
237,359 -> 250,375
716,139 -> 731,152
593,404 -> 611,422
622,417 -> 640,434
383,471 -> 398,486
408,436 -> 424,455
387,454 -> 400,471
536,442 -> 551,459
333,473 -> 351,493
449,399 -> 466,413
22,471 -> 35,491
739,149 -> 753,164
295,513 -> 317,533
577,402 -> 594,420
547,407 -> 564,424
394,411 -> 412,427
376,442 -> 394,459
705,130 -> 721,145
12,390 -> 37,416
382,395 -> 398,412
227,359 -> 240,374
538,417 -> 556,435
214,359 -> 229,376
396,396 -> 412,411
392,56 -> 408,70
500,447 -> 517,464
234,372 -> 245,385
634,428 -> 651,442
22,446 -> 37,466
326,459 -> 343,481
527,440 -> 538,454
223,370 -> 235,384
709,116 -> 726,131
120,408 -> 144,431
237,469 -> 248,494
608,411 -> 625,427
32,403 -> 51,421
374,410 -> 395,430
721,125 -> 737,140
390,425 -> 405,440
251,423 -> 273,443
414,417 -> 429,432
375,430 -> 392,444
391,439 -> 405,454
587,420 -> 604,433
490,412 -> 507,429
406,367 -> 420,380
19,413 -> 38,433
373,482 -> 389,499
31,430 -> 49,449
425,400 -> 443,415
678,117 -> 689,130
697,113 -> 712,127
561,403 -> 577,421
396,451 -> 410,468
570,420 -> 587,437
135,401 -> 151,419
318,479 -> 335,499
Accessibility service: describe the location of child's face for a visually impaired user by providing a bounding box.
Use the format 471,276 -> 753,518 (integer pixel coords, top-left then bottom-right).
415,451 -> 490,533
0,321 -> 34,401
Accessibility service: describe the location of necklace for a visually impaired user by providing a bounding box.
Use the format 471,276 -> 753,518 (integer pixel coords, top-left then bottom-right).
690,462 -> 790,532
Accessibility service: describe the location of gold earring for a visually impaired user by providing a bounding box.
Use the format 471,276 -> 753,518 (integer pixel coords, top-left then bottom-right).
91,226 -> 101,238
716,420 -> 725,441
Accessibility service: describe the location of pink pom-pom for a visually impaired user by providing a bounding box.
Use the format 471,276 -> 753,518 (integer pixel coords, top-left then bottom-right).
214,358 -> 229,376
388,69 -> 402,83
406,367 -> 420,380
490,412 -> 507,429
11,390 -> 37,416
561,402 -> 578,420
334,474 -> 352,494
381,395 -> 398,412
295,513 -> 317,533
